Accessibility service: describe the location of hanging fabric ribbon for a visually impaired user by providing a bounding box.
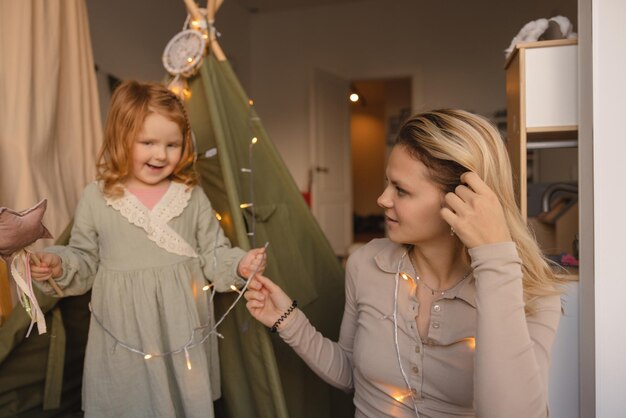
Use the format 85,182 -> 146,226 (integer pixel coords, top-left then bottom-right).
10,249 -> 47,336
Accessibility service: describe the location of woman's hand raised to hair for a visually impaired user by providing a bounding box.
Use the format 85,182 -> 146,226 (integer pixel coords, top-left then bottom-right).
441,172 -> 512,249
244,275 -> 295,330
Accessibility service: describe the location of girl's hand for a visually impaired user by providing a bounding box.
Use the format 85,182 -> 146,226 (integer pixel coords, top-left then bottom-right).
29,252 -> 63,280
238,247 -> 267,278
441,172 -> 512,249
244,274 -> 295,330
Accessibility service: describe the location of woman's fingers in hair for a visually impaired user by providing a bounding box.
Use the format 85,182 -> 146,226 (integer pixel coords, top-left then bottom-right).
444,190 -> 465,214
441,172 -> 512,248
460,172 -> 491,196
453,185 -> 475,202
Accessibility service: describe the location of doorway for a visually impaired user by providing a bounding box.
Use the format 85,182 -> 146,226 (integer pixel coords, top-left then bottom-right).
350,77 -> 411,244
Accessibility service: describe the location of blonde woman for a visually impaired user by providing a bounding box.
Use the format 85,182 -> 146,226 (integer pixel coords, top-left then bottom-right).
245,109 -> 563,418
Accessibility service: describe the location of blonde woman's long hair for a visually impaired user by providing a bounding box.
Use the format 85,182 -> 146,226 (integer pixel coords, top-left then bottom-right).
97,80 -> 197,197
396,109 -> 562,313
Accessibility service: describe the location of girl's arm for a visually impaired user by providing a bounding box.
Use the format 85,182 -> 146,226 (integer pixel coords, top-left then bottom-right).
32,185 -> 100,296
471,242 -> 561,418
195,188 -> 246,291
245,261 -> 358,392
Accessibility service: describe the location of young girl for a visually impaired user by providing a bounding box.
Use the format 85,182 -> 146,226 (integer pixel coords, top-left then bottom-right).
245,109 -> 564,418
30,80 -> 266,417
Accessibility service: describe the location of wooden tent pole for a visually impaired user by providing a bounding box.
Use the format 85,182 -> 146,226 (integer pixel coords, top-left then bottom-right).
206,0 -> 226,61
183,0 -> 202,21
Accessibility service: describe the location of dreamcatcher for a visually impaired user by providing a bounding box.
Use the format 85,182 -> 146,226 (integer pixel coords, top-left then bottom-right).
163,0 -> 223,100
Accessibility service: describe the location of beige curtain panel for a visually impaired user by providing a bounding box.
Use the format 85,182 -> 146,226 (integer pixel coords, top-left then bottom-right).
0,0 -> 102,248
0,1 -> 101,414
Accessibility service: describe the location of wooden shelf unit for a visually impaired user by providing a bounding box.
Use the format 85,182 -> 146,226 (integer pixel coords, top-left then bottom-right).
505,39 -> 578,220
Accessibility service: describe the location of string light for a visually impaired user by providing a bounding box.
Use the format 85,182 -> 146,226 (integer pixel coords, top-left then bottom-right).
168,75 -> 192,100
392,392 -> 412,402
185,347 -> 192,370
465,337 -> 476,350
392,252 -> 421,418
239,203 -> 253,209
229,285 -> 242,294
245,108 -> 259,247
202,284 -> 212,291
89,249 -> 267,367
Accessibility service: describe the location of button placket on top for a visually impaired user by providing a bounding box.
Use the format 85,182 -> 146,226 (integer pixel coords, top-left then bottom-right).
427,296 -> 444,341
403,279 -> 423,399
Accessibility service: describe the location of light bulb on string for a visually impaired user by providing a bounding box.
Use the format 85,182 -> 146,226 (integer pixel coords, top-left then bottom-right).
239,203 -> 253,209
168,76 -> 192,101
144,354 -> 153,360
185,347 -> 192,370
229,285 -> 242,295
251,137 -> 258,145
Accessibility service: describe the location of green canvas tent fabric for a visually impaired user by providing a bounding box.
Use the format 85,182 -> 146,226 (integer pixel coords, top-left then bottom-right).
186,53 -> 354,417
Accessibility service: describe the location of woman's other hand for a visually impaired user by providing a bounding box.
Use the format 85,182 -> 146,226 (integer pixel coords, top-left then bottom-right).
245,274 -> 295,330
441,172 -> 512,248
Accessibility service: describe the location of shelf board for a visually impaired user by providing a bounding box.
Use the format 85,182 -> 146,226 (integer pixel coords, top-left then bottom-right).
527,140 -> 578,150
527,126 -> 578,142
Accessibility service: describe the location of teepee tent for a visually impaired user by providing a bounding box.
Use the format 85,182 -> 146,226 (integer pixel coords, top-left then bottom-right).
177,1 -> 354,416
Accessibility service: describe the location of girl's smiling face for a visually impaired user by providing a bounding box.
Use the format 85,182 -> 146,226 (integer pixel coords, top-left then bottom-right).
126,112 -> 183,189
377,145 -> 451,246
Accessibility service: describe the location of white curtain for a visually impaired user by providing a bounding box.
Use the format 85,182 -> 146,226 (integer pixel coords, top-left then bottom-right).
0,0 -> 102,308
0,0 -> 101,241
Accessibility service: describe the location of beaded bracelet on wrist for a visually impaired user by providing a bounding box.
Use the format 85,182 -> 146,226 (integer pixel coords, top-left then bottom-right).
270,300 -> 298,333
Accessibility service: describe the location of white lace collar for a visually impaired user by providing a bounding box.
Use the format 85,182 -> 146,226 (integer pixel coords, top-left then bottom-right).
104,182 -> 198,258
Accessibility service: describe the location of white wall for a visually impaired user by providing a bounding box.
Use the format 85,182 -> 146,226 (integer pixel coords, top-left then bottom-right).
592,0 -> 626,416
248,0 -> 577,189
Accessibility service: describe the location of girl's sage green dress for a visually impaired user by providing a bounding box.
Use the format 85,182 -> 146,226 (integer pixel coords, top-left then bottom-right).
36,181 -> 246,417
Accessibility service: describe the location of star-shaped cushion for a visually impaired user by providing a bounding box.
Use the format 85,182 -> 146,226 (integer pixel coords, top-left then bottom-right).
0,199 -> 53,258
